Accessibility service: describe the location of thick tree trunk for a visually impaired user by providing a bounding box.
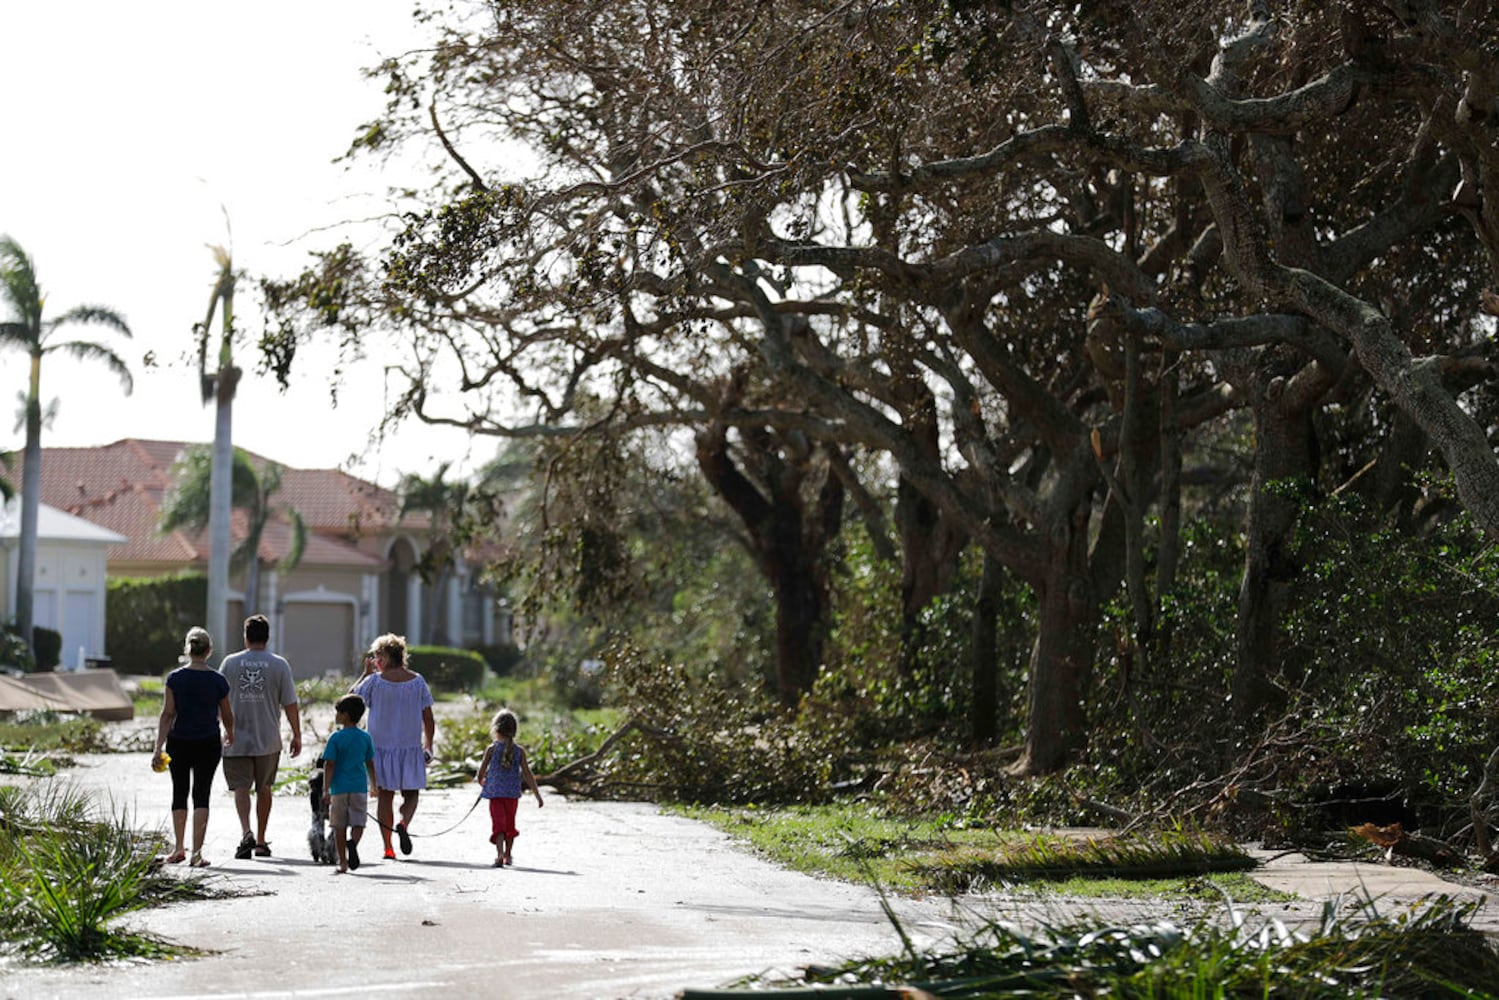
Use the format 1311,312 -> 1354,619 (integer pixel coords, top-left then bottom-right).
1155,348 -> 1184,604
1017,502 -> 1096,774
768,548 -> 826,700
970,550 -> 1005,745
895,476 -> 964,674
695,422 -> 842,704
1233,371 -> 1317,722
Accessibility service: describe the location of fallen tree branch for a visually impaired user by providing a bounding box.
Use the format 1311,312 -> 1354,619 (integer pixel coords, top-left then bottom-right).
536,717 -> 679,796
1469,743 -> 1499,859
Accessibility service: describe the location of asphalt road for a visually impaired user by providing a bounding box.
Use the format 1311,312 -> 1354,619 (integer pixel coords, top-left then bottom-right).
4,750 -> 1496,999
2,752 -> 969,999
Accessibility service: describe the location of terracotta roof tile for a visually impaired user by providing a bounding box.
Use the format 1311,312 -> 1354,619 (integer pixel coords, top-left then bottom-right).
12,438 -> 417,570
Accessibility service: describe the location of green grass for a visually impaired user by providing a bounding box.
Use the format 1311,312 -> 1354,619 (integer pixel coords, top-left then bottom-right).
0,711 -> 106,754
676,804 -> 1289,903
130,676 -> 165,718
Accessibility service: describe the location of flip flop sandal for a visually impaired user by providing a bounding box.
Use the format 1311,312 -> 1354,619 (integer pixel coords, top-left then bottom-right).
165,851 -> 187,865
396,822 -> 413,855
190,853 -> 211,868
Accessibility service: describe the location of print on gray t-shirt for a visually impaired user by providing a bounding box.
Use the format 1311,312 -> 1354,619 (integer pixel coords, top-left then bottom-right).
220,649 -> 297,757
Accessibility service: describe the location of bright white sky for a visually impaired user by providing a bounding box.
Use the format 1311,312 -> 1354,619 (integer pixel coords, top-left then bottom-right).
0,1 -> 489,488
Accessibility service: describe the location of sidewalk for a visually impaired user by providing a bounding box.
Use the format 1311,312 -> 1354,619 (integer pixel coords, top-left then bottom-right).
2,752 -> 1496,999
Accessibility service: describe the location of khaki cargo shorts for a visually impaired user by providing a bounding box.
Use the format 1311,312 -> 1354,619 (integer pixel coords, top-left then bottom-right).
222,752 -> 279,792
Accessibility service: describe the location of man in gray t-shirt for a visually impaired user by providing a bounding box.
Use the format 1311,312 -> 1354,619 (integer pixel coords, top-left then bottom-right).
220,614 -> 302,859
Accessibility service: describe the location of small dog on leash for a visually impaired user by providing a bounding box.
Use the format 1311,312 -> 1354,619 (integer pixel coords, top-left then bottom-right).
307,761 -> 336,865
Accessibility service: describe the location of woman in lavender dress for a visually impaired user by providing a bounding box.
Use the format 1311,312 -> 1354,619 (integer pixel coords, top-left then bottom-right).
351,633 -> 435,860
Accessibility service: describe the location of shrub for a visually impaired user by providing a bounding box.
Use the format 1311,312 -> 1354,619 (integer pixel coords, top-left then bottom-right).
105,574 -> 207,675
1,623 -> 35,672
0,784 -> 196,961
408,645 -> 489,692
32,625 -> 62,670
472,641 -> 524,676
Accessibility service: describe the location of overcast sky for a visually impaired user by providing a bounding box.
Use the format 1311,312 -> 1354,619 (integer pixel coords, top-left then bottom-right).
0,1 -> 487,487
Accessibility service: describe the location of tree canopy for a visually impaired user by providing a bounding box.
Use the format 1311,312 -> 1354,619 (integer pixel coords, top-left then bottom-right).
269,0 -> 1499,773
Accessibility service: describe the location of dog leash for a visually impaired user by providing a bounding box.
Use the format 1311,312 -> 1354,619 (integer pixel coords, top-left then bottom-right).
371,791 -> 485,840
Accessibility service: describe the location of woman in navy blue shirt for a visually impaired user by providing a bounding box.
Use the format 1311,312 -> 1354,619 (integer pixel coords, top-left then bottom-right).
153,627 -> 235,866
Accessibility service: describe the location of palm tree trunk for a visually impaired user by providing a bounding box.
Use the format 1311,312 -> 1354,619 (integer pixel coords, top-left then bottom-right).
15,351 -> 42,662
206,277 -> 238,662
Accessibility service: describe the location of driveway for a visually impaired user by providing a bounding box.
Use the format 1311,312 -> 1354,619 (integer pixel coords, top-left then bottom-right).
2,751 -> 1495,999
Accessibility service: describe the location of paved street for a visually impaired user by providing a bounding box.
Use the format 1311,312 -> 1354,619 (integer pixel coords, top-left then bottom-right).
2,751 -> 1495,999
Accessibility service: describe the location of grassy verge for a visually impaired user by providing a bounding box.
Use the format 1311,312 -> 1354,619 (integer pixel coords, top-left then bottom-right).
675,804 -> 1289,903
0,710 -> 106,756
0,783 -> 213,962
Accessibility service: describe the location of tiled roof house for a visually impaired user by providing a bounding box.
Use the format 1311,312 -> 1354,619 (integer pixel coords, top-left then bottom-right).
11,439 -> 502,678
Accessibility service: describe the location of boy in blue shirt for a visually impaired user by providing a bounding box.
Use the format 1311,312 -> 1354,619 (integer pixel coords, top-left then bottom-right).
321,694 -> 377,873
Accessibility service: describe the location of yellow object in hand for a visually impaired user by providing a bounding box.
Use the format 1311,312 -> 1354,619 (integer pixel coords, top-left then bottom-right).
152,751 -> 171,773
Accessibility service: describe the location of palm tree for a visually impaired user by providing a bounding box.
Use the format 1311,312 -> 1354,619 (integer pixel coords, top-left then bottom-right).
159,445 -> 306,616
398,462 -> 468,645
0,236 -> 131,657
197,242 -> 238,658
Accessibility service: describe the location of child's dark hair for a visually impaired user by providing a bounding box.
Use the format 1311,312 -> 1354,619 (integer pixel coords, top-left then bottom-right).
492,708 -> 518,767
336,694 -> 366,725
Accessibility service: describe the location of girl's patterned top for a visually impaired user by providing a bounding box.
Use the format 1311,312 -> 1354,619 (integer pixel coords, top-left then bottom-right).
481,739 -> 527,798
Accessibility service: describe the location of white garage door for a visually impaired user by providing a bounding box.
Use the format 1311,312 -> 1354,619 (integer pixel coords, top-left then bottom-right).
280,602 -> 355,680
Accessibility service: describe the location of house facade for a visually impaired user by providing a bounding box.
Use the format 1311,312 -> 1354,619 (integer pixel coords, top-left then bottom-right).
17,439 -> 505,679
0,499 -> 128,668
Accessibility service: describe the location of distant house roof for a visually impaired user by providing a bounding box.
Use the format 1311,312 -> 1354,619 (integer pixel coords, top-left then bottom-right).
0,498 -> 129,546
13,439 -> 430,571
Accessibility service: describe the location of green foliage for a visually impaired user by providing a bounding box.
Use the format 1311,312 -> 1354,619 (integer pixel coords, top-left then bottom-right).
0,785 -> 201,962
472,641 -> 524,676
430,674 -> 621,781
1275,494 -> 1499,838
1074,514 -> 1246,822
1,623 -> 36,671
0,711 -> 106,753
679,804 -> 1274,903
105,574 -> 207,676
821,543 -> 1032,748
716,895 -> 1499,999
409,645 -> 490,693
598,640 -> 849,804
31,625 -> 61,670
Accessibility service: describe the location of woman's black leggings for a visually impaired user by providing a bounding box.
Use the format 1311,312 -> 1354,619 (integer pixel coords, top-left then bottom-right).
166,736 -> 222,811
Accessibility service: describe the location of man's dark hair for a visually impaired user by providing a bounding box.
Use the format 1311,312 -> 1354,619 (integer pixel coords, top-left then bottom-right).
243,614 -> 270,645
335,694 -> 366,725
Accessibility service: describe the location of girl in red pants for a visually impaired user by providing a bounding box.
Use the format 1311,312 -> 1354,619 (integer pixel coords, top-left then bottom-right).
476,709 -> 544,866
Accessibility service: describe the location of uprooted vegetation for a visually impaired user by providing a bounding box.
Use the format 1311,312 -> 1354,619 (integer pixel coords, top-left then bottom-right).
0,784 -> 215,963
681,894 -> 1499,999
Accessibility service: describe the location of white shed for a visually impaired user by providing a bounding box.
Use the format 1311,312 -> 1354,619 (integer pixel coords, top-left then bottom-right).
0,499 -> 127,669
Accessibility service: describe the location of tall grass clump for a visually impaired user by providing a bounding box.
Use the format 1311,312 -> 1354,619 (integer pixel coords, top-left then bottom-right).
0,784 -> 202,962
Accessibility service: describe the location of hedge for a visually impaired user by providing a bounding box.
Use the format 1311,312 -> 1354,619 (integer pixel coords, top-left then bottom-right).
32,626 -> 62,670
472,641 -> 524,677
408,645 -> 490,692
106,573 -> 208,675
0,624 -> 63,671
